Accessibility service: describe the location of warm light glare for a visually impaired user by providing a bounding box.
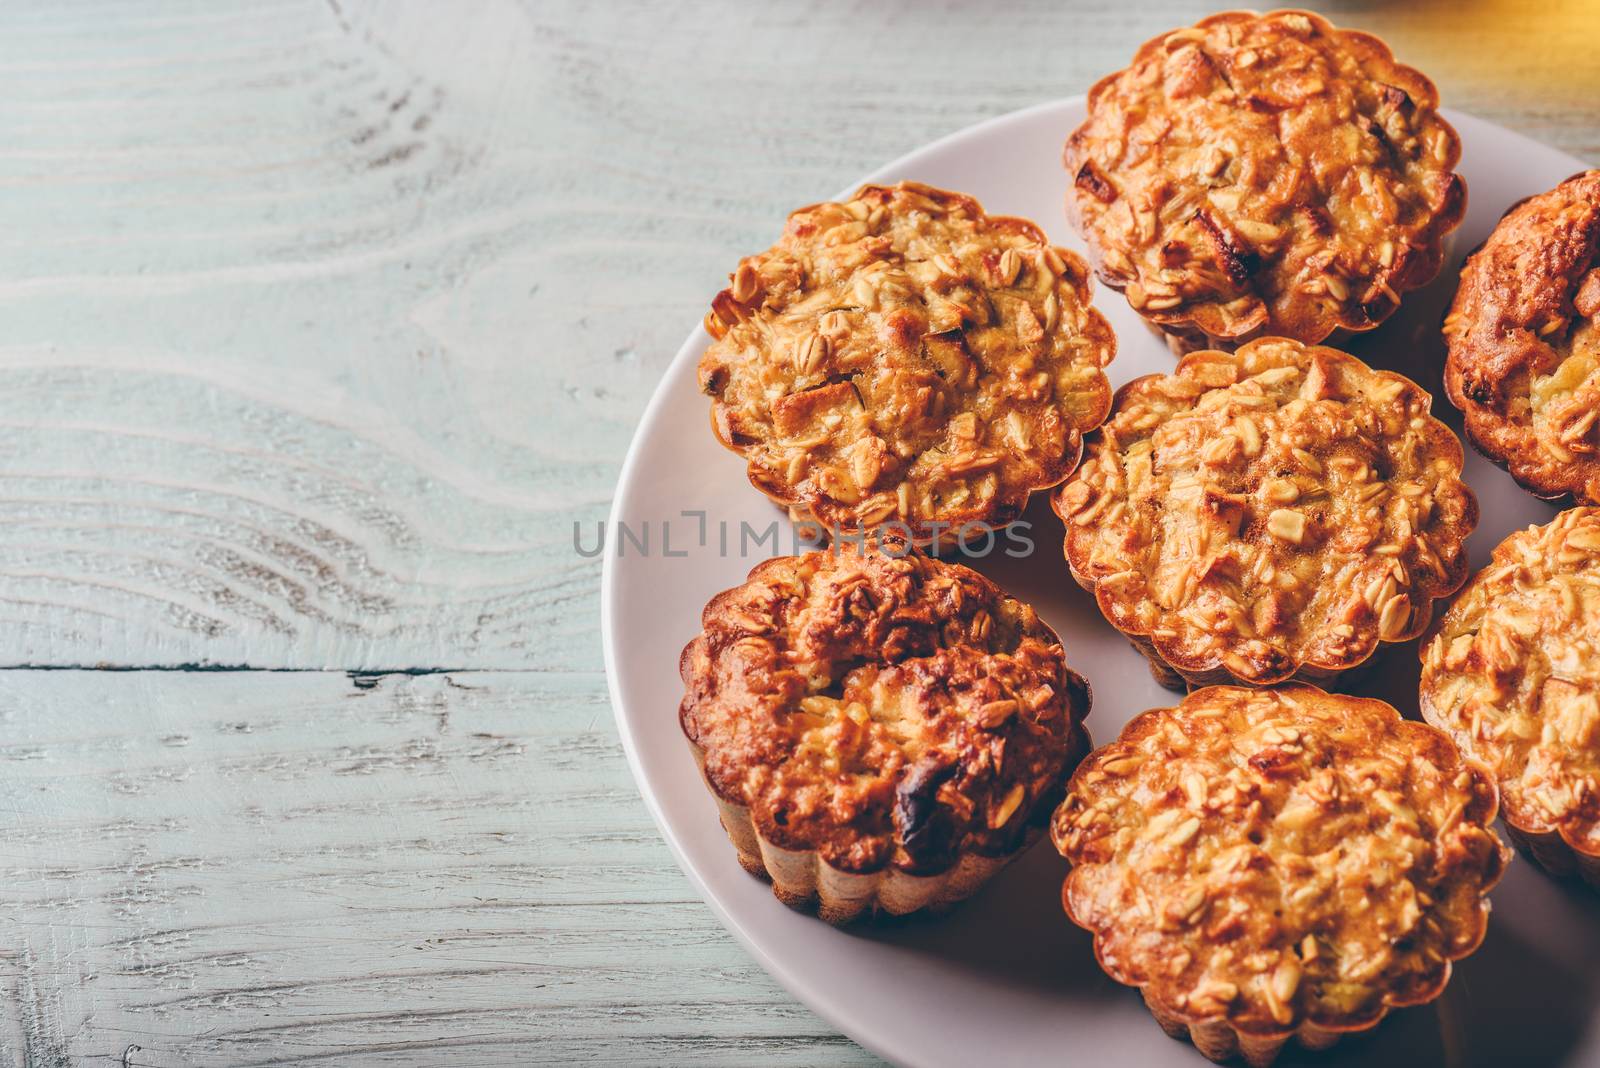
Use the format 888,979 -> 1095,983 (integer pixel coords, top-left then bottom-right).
1320,0 -> 1600,97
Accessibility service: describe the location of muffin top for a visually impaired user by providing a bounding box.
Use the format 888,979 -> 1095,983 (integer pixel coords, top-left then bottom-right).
1444,171 -> 1600,504
1420,507 -> 1600,856
1055,338 -> 1475,685
699,181 -> 1115,543
679,543 -> 1090,875
1053,685 -> 1506,1035
1065,9 -> 1463,346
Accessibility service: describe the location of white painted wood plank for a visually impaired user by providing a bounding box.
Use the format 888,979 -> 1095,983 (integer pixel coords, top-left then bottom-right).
0,669 -> 880,1066
0,0 -> 1591,670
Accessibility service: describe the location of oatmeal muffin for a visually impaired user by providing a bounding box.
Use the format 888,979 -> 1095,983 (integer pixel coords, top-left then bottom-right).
700,181 -> 1115,544
1053,685 -> 1507,1067
1065,10 -> 1465,353
1444,171 -> 1600,504
679,541 -> 1091,923
1054,337 -> 1476,689
1420,507 -> 1600,884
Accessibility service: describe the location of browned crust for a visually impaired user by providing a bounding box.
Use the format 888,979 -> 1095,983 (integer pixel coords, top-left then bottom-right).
699,181 -> 1115,544
1443,170 -> 1600,504
1065,9 -> 1465,351
678,542 -> 1092,916
1053,685 -> 1507,1063
1419,507 -> 1600,877
687,739 -> 1078,925
1053,337 -> 1477,688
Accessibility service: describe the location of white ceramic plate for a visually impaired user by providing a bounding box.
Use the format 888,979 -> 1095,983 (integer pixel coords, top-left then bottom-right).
602,98 -> 1600,1067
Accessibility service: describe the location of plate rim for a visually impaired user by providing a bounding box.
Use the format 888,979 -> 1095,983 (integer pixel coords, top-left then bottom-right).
601,96 -> 1087,1067
599,95 -> 1591,1067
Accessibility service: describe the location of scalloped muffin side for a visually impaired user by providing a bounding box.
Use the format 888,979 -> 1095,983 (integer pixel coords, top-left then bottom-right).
1053,336 -> 1476,689
1420,507 -> 1600,884
699,181 -> 1115,544
1065,9 -> 1464,352
680,542 -> 1091,922
1052,684 -> 1506,1067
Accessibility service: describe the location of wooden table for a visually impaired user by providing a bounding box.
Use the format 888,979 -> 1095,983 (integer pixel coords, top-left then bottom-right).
2,1 -> 1593,1063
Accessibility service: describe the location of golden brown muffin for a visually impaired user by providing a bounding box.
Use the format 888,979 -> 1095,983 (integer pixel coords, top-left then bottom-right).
1065,10 -> 1464,353
1054,337 -> 1476,689
1420,507 -> 1600,885
1444,171 -> 1600,504
679,541 -> 1091,923
700,181 -> 1115,545
1053,685 -> 1507,1067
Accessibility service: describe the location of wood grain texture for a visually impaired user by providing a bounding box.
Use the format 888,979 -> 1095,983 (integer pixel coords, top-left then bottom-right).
0,670 -> 878,1067
0,0 -> 1593,670
0,0 -> 1594,1064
